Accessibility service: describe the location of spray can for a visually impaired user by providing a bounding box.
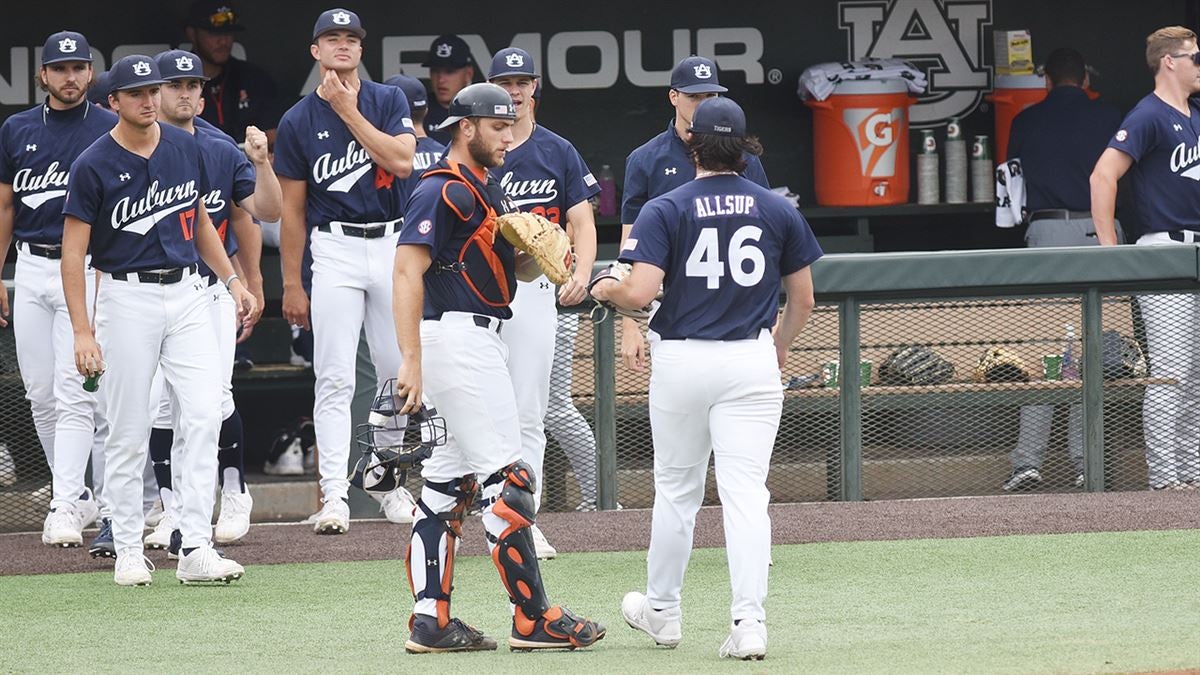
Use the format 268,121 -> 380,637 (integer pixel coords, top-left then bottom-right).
970,135 -> 995,203
917,129 -> 939,205
943,117 -> 967,203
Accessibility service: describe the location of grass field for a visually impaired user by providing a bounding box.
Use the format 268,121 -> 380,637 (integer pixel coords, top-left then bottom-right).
3,529 -> 1198,673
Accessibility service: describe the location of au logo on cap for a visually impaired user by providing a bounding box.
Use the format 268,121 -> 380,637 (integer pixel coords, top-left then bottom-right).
175,56 -> 195,71
506,52 -> 524,68
693,64 -> 712,79
331,11 -> 351,25
437,43 -> 453,58
132,61 -> 151,76
58,38 -> 78,53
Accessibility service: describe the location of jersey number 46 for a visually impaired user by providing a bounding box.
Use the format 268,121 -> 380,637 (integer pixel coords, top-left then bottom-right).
685,226 -> 765,289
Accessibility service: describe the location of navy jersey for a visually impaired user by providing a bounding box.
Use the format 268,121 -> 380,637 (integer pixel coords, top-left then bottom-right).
398,161 -> 516,319
395,135 -> 446,215
64,123 -> 209,273
620,175 -> 822,341
195,124 -> 255,277
194,116 -> 239,147
621,119 -> 769,224
273,80 -> 414,228
496,125 -> 599,224
0,101 -> 117,244
424,100 -> 451,146
1108,94 -> 1200,234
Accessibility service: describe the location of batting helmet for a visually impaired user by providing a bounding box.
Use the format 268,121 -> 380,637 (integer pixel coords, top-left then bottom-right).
350,379 -> 447,494
434,82 -> 516,131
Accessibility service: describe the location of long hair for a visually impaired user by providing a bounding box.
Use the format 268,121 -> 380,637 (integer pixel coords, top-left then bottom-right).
686,133 -> 763,173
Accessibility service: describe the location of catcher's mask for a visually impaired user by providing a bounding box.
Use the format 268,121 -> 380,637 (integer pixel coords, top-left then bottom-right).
350,380 -> 447,494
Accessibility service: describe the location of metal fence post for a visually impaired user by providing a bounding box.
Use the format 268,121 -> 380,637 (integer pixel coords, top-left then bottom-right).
1081,288 -> 1106,491
593,311 -> 619,510
839,297 -> 863,501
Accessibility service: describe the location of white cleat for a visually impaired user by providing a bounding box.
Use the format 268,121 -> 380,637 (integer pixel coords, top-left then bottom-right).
718,620 -> 767,661
215,491 -> 254,544
263,437 -> 305,476
310,498 -> 350,534
114,552 -> 155,587
75,487 -> 100,529
41,506 -> 83,547
176,546 -> 245,585
621,591 -> 682,648
530,524 -> 557,560
144,512 -> 176,550
374,488 -> 415,525
144,500 -> 164,529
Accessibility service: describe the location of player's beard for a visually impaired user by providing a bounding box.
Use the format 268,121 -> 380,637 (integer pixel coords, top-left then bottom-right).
47,82 -> 86,107
468,133 -> 504,168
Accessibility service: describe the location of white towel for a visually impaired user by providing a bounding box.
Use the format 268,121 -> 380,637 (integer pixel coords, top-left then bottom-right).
994,158 -> 1026,228
798,58 -> 928,101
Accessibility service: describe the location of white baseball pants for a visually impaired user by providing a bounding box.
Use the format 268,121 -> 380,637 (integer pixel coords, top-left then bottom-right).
502,276 -> 556,510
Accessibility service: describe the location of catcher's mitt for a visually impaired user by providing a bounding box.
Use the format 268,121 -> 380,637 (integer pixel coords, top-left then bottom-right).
973,347 -> 1030,383
1102,330 -> 1148,379
587,262 -> 660,321
496,211 -> 573,285
879,345 -> 955,386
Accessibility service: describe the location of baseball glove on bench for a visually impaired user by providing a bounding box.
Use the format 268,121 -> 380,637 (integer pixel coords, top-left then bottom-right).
496,211 -> 573,285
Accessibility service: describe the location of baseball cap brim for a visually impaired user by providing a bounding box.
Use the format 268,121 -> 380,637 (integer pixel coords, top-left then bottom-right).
314,26 -> 366,40
673,83 -> 727,94
488,69 -> 539,81
432,115 -> 466,131
112,79 -> 168,93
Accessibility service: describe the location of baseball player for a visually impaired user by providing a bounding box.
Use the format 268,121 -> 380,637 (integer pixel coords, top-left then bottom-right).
0,31 -> 115,548
592,97 -> 820,660
63,54 -> 255,586
487,47 -> 599,558
619,56 -> 769,372
392,82 -> 605,653
275,8 -> 416,533
1091,25 -> 1200,490
137,49 -> 278,550
421,34 -> 475,146
383,74 -> 446,213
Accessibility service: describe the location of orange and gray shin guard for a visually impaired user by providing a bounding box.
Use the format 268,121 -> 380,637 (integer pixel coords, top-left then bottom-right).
486,461 -> 604,648
405,476 -> 478,630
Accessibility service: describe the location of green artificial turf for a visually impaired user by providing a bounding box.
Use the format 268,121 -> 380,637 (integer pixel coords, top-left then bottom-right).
2,529 -> 1198,673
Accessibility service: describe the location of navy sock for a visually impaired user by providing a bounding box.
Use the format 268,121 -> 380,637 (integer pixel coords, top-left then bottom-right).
182,547 -> 196,557
218,410 -> 246,492
149,428 -> 174,491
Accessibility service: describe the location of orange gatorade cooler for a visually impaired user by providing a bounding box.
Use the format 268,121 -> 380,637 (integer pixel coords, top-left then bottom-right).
806,80 -> 914,206
989,73 -> 1046,162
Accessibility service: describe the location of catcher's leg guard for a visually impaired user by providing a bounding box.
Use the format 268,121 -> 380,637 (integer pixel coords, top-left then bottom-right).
483,461 -> 606,650
406,475 -> 477,631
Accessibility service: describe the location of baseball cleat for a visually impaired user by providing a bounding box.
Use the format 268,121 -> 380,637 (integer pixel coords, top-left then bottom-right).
310,498 -> 350,534
41,506 -> 83,547
1001,466 -> 1042,492
75,487 -> 100,529
144,500 -> 165,529
404,614 -> 497,653
167,529 -> 183,560
620,591 -> 682,647
114,552 -> 155,587
530,524 -> 557,560
144,512 -> 176,550
89,518 -> 116,559
508,606 -> 606,651
718,620 -> 767,661
373,487 -> 415,525
215,491 -> 254,543
264,431 -> 305,476
175,546 -> 245,585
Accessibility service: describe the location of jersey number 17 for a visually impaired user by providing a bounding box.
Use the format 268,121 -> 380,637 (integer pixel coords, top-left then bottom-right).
685,226 -> 765,289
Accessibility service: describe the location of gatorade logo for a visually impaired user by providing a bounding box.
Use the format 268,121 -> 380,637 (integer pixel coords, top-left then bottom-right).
844,107 -> 902,176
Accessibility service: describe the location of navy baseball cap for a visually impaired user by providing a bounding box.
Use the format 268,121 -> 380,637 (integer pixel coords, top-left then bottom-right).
488,47 -> 537,80
108,55 -> 168,94
533,78 -> 542,100
88,71 -> 110,105
41,31 -> 92,66
423,34 -> 473,69
384,74 -> 428,110
186,1 -> 245,33
156,50 -> 209,81
688,97 -> 746,137
670,56 -> 727,94
312,8 -> 365,41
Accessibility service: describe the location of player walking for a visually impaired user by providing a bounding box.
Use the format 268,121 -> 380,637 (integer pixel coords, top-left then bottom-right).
275,8 -> 416,532
392,82 -> 605,653
63,54 -> 255,586
592,97 -> 820,659
486,47 -> 599,558
0,31 -> 115,548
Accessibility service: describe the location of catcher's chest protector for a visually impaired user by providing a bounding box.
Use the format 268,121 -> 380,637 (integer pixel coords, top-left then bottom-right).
423,160 -> 517,307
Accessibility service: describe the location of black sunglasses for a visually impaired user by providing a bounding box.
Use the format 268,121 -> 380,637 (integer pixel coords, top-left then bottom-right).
1169,51 -> 1200,65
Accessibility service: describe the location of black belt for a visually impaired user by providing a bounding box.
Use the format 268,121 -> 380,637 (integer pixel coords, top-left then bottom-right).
110,264 -> 198,284
427,313 -> 503,334
19,242 -> 62,259
316,223 -> 393,238
1167,230 -> 1200,242
1029,209 -> 1092,223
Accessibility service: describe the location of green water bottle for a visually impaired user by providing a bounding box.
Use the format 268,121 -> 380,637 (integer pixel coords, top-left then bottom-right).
83,371 -> 102,393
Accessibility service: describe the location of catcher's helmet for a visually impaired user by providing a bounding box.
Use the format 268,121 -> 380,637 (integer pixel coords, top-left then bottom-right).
434,82 -> 516,131
350,380 -> 447,494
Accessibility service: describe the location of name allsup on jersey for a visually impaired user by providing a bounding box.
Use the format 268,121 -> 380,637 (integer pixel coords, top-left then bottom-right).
694,194 -> 756,218
111,179 -> 198,232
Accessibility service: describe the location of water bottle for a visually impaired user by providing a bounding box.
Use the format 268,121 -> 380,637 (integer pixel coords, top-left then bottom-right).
917,130 -> 939,205
943,117 -> 967,203
597,164 -> 617,217
1062,324 -> 1080,380
83,371 -> 103,393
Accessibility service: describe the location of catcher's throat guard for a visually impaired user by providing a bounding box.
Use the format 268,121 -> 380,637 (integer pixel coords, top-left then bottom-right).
351,379 -> 447,494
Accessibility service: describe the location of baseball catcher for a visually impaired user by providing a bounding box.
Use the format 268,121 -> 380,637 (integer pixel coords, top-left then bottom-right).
496,211 -> 573,285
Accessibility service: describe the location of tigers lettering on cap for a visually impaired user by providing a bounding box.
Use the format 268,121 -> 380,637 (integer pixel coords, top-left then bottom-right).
487,47 -> 538,81
422,34 -> 474,69
433,82 -> 517,131
156,50 -> 211,82
312,7 -> 366,41
185,1 -> 245,33
670,55 -> 727,94
41,30 -> 93,66
107,54 -> 168,94
384,74 -> 429,110
688,96 -> 746,138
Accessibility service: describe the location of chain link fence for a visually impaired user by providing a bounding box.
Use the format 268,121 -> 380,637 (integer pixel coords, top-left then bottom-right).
0,292 -> 53,531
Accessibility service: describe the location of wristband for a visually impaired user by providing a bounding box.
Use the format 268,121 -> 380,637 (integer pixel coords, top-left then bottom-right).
224,274 -> 240,290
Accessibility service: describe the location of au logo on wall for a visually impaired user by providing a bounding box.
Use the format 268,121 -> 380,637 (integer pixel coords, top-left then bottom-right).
840,0 -> 992,126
